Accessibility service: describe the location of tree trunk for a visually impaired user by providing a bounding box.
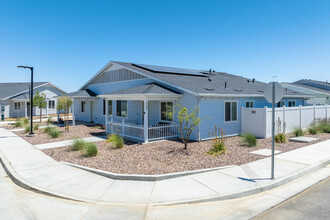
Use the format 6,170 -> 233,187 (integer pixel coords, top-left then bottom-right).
184,141 -> 188,150
40,108 -> 42,122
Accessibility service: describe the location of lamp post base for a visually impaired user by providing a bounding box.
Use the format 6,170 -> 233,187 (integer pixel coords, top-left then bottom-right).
26,133 -> 35,137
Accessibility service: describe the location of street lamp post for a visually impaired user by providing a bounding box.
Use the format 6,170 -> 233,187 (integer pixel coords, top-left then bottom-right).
17,65 -> 34,136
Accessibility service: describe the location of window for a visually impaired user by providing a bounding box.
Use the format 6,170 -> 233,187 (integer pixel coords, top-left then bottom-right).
245,101 -> 254,108
14,102 -> 20,111
48,100 -> 55,109
116,100 -> 127,117
81,101 -> 86,112
277,101 -> 285,107
103,99 -> 106,115
108,100 -> 112,116
161,102 -> 173,121
225,101 -> 237,122
288,101 -> 296,107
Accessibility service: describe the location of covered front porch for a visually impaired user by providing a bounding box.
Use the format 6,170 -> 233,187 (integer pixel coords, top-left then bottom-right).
99,84 -> 182,142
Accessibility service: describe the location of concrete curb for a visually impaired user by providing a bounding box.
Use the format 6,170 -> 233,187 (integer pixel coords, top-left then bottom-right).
62,162 -> 236,181
153,157 -> 330,206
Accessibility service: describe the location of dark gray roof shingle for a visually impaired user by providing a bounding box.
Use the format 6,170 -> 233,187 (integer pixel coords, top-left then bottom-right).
67,89 -> 97,97
107,83 -> 180,95
0,82 -> 47,100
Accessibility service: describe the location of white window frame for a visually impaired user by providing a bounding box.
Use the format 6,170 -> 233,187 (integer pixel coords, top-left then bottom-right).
48,100 -> 55,109
288,100 -> 296,107
14,102 -> 21,111
160,101 -> 174,122
245,101 -> 254,108
277,101 -> 285,107
224,101 -> 238,123
116,100 -> 128,118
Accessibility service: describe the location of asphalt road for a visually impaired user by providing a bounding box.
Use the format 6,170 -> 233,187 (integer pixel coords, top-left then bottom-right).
254,177 -> 330,220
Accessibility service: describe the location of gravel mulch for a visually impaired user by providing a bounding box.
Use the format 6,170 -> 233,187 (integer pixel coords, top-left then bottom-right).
15,125 -> 105,145
43,133 -> 330,175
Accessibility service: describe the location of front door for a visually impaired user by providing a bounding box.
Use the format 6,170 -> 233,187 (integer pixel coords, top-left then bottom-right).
90,101 -> 94,123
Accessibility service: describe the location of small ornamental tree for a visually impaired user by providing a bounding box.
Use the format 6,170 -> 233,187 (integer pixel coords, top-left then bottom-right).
57,96 -> 73,132
33,91 -> 47,122
170,105 -> 201,150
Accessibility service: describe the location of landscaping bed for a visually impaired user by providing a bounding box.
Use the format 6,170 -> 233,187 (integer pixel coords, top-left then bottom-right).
43,133 -> 330,175
15,125 -> 105,145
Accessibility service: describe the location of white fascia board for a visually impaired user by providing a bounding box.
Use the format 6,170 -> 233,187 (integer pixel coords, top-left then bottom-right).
46,82 -> 67,94
198,93 -> 311,98
3,82 -> 49,100
113,63 -> 199,96
79,61 -> 114,90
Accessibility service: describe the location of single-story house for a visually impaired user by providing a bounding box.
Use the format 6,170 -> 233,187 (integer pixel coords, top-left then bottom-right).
281,79 -> 330,105
0,82 -> 66,119
69,61 -> 309,142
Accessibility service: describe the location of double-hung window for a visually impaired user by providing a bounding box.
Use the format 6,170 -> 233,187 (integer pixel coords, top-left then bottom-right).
81,101 -> 86,112
116,100 -> 127,117
277,101 -> 285,107
245,101 -> 254,108
14,102 -> 20,111
48,100 -> 55,109
161,102 -> 173,121
225,101 -> 237,122
288,101 -> 295,107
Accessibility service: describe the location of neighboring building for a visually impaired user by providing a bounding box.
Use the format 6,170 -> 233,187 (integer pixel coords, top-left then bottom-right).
0,82 -> 66,119
69,61 -> 309,142
281,79 -> 330,105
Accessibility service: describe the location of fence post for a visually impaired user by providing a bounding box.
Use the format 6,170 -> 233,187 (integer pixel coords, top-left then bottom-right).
325,104 -> 328,122
299,105 -> 302,129
313,104 -> 316,123
283,105 -> 286,134
111,117 -> 113,134
122,118 -> 124,137
264,106 -> 268,138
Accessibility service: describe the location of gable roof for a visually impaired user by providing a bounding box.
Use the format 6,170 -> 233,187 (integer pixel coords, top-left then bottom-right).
0,82 -> 48,100
112,61 -> 308,98
292,79 -> 330,94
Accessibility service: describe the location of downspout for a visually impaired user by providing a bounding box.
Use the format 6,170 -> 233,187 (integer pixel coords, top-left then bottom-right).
197,96 -> 201,141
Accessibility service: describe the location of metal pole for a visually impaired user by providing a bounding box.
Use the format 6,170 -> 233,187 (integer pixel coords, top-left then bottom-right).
30,67 -> 34,135
271,82 -> 275,179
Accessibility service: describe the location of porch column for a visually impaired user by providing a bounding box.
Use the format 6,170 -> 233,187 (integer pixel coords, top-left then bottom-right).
24,101 -> 27,118
46,99 -> 49,117
72,98 -> 75,126
105,99 -> 108,132
144,98 -> 148,143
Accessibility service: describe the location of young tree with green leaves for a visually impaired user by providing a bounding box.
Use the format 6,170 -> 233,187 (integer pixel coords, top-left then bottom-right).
57,96 -> 73,132
33,91 -> 47,122
169,105 -> 201,150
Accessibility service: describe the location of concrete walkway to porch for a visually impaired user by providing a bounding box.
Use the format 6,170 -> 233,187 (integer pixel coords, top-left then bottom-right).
0,127 -> 329,206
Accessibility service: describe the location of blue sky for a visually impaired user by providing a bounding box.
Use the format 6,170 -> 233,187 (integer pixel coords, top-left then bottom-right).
1,0 -> 329,92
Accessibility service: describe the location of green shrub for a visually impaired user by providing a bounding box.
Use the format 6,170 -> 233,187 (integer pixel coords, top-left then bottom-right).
293,128 -> 304,137
207,141 -> 226,156
14,121 -> 22,127
106,134 -> 124,149
82,143 -> 98,157
241,133 -> 257,147
49,127 -> 61,138
309,127 -> 318,135
24,125 -> 31,133
275,133 -> 286,143
34,124 -> 39,130
23,118 -> 29,125
47,117 -> 52,125
69,139 -> 87,151
318,121 -> 330,133
44,126 -> 53,134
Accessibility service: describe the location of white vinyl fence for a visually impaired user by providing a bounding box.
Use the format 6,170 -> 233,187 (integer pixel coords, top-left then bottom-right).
241,105 -> 330,138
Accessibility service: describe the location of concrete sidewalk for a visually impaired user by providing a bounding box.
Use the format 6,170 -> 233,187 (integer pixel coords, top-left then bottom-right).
0,127 -> 329,206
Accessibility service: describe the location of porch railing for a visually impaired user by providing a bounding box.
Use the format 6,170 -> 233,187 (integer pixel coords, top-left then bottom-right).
107,118 -> 178,142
